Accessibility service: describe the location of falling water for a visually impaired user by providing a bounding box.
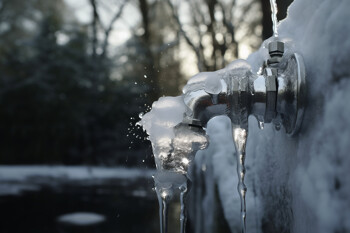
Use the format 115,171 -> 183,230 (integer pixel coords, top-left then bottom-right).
232,126 -> 248,233
270,0 -> 278,37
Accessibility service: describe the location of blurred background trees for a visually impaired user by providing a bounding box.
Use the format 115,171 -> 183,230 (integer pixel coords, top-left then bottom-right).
0,0 -> 292,166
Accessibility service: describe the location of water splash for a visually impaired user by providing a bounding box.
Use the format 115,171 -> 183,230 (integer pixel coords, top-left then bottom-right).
232,126 -> 248,233
270,0 -> 278,37
258,121 -> 264,130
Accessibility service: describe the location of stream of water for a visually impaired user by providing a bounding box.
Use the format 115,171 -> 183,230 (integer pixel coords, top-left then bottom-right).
270,0 -> 278,37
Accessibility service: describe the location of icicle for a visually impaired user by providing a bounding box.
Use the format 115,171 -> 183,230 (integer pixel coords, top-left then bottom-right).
232,126 -> 248,233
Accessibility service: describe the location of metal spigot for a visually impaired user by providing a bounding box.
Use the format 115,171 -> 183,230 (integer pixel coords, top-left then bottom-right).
182,40 -> 306,136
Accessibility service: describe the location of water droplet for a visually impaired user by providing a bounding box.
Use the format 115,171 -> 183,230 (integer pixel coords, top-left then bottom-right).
135,82 -> 137,84
275,123 -> 281,131
144,75 -> 147,78
258,121 -> 264,130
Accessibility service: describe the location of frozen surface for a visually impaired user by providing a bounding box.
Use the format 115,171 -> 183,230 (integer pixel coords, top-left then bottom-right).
194,0 -> 350,232
57,212 -> 106,226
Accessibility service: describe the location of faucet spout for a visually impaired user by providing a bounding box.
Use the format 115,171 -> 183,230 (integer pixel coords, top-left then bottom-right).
182,82 -> 229,127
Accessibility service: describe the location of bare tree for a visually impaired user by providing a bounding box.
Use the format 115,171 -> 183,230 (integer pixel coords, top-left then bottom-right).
88,0 -> 127,58
89,0 -> 99,58
101,1 -> 127,57
166,0 -> 261,72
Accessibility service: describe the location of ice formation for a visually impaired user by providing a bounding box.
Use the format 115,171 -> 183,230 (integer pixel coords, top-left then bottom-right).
192,0 -> 350,232
141,0 -> 350,232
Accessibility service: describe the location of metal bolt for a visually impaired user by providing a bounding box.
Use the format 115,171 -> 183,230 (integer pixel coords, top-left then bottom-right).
264,68 -> 277,122
268,41 -> 284,57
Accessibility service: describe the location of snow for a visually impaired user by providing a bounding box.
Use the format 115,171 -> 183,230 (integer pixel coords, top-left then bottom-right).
140,96 -> 186,145
0,165 -> 153,181
194,0 -> 350,232
0,166 -> 154,196
57,212 -> 106,226
0,183 -> 40,196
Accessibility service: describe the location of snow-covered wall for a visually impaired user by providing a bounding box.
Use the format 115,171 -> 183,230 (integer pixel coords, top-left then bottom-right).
192,0 -> 350,232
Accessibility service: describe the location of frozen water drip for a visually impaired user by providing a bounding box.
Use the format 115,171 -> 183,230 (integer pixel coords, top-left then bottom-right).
233,126 -> 248,233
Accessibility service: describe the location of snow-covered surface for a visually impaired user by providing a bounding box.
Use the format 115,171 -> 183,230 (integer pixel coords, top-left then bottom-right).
0,183 -> 40,196
0,166 -> 154,196
57,212 -> 106,226
0,166 -> 154,181
194,0 -> 350,232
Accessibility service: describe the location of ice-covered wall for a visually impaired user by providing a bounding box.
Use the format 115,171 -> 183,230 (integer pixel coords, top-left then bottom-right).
192,0 -> 350,232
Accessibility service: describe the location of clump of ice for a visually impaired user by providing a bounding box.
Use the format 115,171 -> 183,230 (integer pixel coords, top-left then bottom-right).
140,96 -> 186,144
204,73 -> 222,94
140,95 -> 209,175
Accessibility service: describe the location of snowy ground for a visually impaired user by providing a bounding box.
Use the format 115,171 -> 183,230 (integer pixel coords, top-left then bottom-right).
191,0 -> 350,233
0,166 -> 154,196
57,212 -> 106,226
0,166 -> 163,233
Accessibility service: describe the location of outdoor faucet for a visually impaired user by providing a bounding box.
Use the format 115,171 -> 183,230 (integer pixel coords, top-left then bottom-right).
181,40 -> 306,135
143,40 -> 306,233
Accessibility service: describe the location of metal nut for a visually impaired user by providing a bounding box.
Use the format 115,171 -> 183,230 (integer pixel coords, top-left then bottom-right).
268,41 -> 284,57
264,68 -> 277,122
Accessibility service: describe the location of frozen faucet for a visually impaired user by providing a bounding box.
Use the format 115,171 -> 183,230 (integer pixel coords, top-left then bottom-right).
176,40 -> 306,233
182,40 -> 306,135
140,39 -> 306,233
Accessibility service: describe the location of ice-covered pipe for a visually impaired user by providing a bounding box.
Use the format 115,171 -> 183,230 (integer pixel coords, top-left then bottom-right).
182,40 -> 306,136
140,39 -> 306,233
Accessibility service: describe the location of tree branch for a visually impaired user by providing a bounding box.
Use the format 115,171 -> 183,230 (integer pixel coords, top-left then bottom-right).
89,0 -> 99,58
101,0 -> 127,57
165,0 -> 204,71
